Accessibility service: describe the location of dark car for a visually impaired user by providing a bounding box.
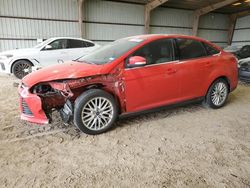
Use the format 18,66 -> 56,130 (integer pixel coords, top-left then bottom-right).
236,45 -> 250,60
227,45 -> 250,60
239,60 -> 250,82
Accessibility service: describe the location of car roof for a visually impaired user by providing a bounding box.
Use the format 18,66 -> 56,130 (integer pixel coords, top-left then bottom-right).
127,34 -> 209,42
48,37 -> 95,43
125,34 -> 221,50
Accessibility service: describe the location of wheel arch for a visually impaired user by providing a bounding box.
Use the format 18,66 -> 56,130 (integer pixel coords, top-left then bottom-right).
206,76 -> 231,96
76,83 -> 123,114
10,59 -> 34,73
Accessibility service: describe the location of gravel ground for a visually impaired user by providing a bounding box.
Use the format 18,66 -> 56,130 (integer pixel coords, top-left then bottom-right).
0,74 -> 250,188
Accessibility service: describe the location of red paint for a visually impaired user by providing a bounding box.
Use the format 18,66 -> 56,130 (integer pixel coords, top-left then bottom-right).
22,62 -> 105,87
18,34 -> 238,124
123,60 -> 180,112
128,56 -> 146,66
19,86 -> 49,124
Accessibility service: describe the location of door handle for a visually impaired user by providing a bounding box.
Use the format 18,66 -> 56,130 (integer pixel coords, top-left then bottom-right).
166,68 -> 176,75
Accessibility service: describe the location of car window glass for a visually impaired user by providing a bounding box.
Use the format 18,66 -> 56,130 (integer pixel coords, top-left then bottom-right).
176,38 -> 206,60
68,39 -> 86,48
85,41 -> 95,47
129,39 -> 174,65
48,39 -> 67,50
78,38 -> 144,64
203,42 -> 220,55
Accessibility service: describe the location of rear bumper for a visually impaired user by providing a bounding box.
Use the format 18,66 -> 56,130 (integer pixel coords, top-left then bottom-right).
18,85 -> 49,124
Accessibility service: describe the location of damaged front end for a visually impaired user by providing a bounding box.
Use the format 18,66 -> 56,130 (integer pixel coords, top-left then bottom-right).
32,81 -> 74,123
19,73 -> 126,125
19,80 -> 74,124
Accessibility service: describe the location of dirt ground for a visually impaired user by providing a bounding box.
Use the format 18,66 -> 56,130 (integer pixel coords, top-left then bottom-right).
0,73 -> 250,188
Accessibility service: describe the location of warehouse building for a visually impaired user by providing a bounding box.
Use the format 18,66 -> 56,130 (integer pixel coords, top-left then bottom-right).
1,1 -> 250,187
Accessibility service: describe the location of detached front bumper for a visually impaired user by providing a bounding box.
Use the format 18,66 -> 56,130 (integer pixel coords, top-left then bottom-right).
18,85 -> 49,124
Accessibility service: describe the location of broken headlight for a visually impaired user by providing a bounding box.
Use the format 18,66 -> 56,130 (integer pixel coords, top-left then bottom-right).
33,84 -> 55,94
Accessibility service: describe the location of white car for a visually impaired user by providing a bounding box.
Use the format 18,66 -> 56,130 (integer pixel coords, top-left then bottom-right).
0,37 -> 100,79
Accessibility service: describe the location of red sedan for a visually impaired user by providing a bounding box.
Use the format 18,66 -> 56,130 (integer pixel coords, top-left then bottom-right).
19,34 -> 238,135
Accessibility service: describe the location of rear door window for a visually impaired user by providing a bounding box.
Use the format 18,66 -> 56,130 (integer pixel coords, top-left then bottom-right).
67,39 -> 87,48
203,42 -> 220,55
85,41 -> 95,47
175,38 -> 207,60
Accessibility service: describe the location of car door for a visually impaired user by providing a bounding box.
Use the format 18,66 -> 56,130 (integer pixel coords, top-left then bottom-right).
174,38 -> 218,100
39,39 -> 69,66
123,38 -> 180,112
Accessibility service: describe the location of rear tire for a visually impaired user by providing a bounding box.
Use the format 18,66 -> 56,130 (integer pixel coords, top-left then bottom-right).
74,89 -> 118,135
12,60 -> 32,79
205,78 -> 229,109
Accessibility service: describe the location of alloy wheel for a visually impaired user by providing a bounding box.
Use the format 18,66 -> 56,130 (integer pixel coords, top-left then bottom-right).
211,82 -> 228,106
81,97 -> 114,131
13,62 -> 31,79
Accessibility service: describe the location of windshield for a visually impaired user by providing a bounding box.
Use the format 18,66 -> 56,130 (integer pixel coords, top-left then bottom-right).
77,38 -> 145,65
33,39 -> 53,49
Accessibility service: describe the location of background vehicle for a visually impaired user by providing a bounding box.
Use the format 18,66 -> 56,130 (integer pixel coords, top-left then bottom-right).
224,45 -> 250,82
224,45 -> 250,60
239,59 -> 250,82
224,45 -> 242,53
235,45 -> 250,60
19,34 -> 238,135
0,37 -> 100,79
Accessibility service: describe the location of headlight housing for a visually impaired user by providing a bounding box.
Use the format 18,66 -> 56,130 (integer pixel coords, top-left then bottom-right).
32,84 -> 54,94
0,54 -> 13,60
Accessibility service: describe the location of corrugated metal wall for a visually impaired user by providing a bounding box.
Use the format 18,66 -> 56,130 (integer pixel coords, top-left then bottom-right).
150,7 -> 192,36
85,0 -> 229,47
152,8 -> 229,47
85,0 -> 144,46
232,15 -> 250,46
0,0 -> 231,52
198,13 -> 229,47
0,0 -> 79,51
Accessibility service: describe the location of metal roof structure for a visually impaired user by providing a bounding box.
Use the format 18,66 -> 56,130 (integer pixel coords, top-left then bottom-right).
112,0 -> 250,13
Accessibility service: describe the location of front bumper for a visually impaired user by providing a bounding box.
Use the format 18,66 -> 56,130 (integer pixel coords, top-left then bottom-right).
0,59 -> 12,74
18,85 -> 49,124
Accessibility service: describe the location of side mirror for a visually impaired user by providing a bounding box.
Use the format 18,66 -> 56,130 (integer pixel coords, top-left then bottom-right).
127,56 -> 146,68
44,45 -> 52,50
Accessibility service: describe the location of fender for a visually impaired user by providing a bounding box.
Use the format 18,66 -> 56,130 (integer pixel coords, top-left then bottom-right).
203,55 -> 238,95
9,58 -> 40,73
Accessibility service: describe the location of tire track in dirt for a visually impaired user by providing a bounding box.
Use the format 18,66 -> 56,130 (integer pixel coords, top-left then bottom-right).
0,118 -> 80,143
0,91 -> 204,144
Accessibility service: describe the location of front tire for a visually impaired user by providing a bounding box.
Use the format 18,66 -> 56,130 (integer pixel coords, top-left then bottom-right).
12,60 -> 32,79
205,78 -> 229,109
74,89 -> 118,135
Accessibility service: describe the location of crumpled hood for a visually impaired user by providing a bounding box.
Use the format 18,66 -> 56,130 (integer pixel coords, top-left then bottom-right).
0,48 -> 38,57
22,61 -> 105,87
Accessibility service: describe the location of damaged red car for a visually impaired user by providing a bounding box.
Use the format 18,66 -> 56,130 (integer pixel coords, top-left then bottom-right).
19,34 -> 238,135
